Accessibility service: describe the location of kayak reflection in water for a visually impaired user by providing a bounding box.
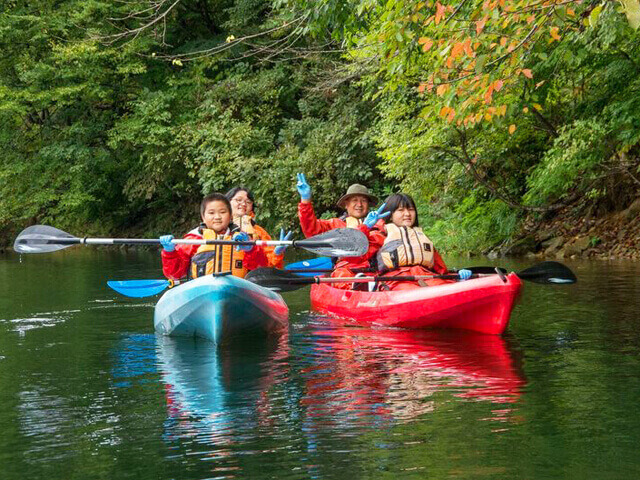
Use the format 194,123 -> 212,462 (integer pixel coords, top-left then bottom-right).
158,193 -> 271,281
300,327 -> 525,427
340,193 -> 473,291
158,334 -> 290,452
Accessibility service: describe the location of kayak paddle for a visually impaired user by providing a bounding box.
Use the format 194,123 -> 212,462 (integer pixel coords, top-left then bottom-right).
462,261 -> 577,285
13,225 -> 369,257
107,279 -> 180,298
246,261 -> 577,292
285,256 -> 333,276
282,261 -> 577,284
246,267 -> 469,292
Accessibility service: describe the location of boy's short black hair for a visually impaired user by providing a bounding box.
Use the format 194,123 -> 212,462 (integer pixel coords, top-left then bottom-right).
200,193 -> 232,218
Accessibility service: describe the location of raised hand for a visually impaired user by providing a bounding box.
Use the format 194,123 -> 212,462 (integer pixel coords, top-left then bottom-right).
363,202 -> 391,228
159,234 -> 175,252
233,232 -> 254,252
274,229 -> 293,256
296,173 -> 311,201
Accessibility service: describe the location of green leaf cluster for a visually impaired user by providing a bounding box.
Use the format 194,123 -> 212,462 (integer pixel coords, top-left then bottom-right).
0,0 -> 390,244
284,0 -> 640,252
4,0 -> 640,256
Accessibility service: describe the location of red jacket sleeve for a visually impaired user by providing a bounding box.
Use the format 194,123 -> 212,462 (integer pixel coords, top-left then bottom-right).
335,221 -> 386,270
432,249 -> 448,275
242,245 -> 270,271
298,201 -> 346,238
161,233 -> 201,280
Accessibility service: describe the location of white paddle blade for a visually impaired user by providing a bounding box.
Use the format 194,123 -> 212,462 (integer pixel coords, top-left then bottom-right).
13,225 -> 78,253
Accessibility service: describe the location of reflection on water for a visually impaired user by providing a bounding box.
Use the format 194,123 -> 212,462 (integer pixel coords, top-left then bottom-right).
150,323 -> 525,448
158,334 -> 290,441
4,251 -> 640,479
154,334 -> 291,475
111,334 -> 158,388
299,324 -> 525,427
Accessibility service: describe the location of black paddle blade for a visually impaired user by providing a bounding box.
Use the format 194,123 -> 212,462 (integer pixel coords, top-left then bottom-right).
517,261 -> 577,285
246,267 -> 313,292
13,225 -> 79,254
295,228 -> 368,257
463,261 -> 577,285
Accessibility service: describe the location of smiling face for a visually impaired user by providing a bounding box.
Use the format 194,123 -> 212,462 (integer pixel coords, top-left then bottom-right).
230,190 -> 254,217
202,200 -> 232,233
391,205 -> 417,227
344,195 -> 370,219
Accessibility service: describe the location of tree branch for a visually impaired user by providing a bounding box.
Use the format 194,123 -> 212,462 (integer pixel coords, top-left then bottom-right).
435,128 -> 585,212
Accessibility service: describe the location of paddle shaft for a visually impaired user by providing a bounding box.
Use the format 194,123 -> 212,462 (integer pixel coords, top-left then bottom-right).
23,237 -> 328,248
249,261 -> 576,292
285,267 -> 374,273
286,273 -> 482,284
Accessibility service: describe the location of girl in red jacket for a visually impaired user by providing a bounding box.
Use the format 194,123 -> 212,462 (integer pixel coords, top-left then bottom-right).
365,193 -> 471,291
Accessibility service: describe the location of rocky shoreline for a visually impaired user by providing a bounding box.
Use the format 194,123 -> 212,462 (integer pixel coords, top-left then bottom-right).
490,199 -> 640,260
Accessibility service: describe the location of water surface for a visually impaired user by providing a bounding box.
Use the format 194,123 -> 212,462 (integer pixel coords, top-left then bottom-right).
1,250 -> 639,479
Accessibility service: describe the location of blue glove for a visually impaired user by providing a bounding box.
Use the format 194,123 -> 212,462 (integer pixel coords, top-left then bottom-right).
159,234 -> 175,252
274,229 -> 293,256
296,173 -> 311,201
363,202 -> 391,228
458,269 -> 472,280
233,232 -> 254,252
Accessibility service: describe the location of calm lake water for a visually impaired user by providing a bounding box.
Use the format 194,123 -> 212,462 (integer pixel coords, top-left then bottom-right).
1,249 -> 639,479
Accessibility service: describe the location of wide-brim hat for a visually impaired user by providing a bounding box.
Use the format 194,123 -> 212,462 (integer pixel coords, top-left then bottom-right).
336,184 -> 378,208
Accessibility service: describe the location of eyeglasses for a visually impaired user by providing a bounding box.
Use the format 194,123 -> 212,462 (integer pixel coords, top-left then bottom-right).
232,198 -> 253,205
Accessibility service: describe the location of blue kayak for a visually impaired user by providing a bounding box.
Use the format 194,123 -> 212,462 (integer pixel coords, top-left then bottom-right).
153,274 -> 289,344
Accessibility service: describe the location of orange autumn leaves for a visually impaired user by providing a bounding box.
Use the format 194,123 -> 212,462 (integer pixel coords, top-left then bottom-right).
419,72 -> 530,130
412,0 -> 580,132
439,103 -> 508,125
418,37 -> 434,52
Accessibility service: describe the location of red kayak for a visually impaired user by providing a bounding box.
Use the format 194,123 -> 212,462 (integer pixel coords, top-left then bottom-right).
310,273 -> 522,335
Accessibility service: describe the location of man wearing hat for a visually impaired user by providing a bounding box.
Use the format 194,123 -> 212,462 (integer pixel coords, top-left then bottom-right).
296,173 -> 379,238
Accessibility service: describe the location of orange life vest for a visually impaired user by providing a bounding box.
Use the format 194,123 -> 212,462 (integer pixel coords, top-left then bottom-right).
189,227 -> 246,279
233,215 -> 256,238
233,213 -> 285,269
377,224 -> 435,272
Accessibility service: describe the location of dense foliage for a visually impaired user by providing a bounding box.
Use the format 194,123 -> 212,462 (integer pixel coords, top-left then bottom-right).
2,0 -> 640,253
0,0 -> 388,245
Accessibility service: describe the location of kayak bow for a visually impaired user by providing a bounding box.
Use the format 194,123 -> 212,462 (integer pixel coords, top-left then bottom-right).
154,274 -> 289,344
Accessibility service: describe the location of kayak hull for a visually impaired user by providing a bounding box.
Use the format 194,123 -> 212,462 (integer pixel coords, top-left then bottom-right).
309,273 -> 522,335
154,274 -> 289,344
